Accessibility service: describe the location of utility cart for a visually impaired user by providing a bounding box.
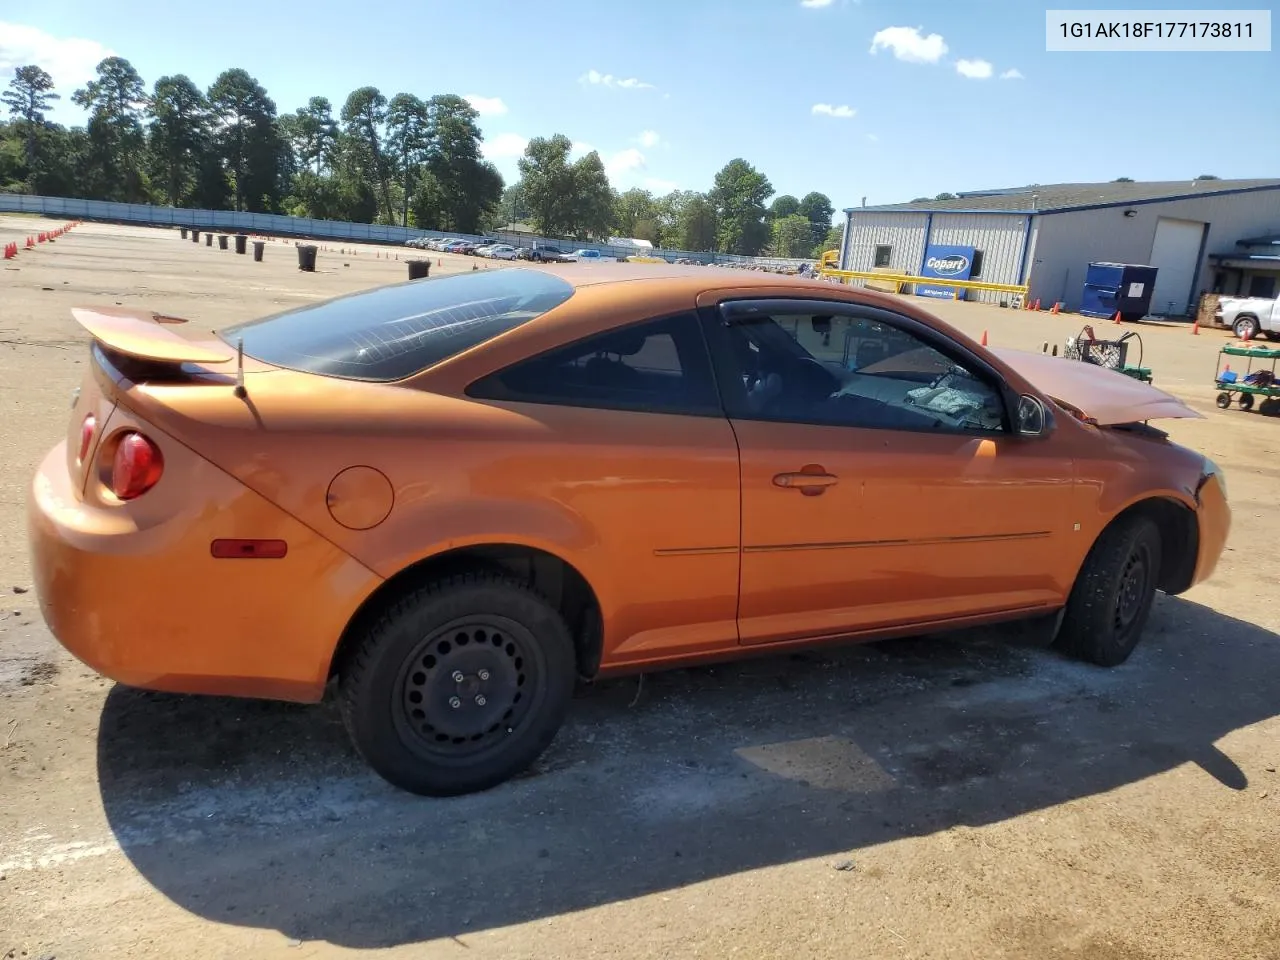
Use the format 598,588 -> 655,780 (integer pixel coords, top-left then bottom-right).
1064,326 -> 1154,383
1215,343 -> 1280,413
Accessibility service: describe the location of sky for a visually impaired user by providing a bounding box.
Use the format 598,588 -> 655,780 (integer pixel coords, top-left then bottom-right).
1,1 -> 1276,211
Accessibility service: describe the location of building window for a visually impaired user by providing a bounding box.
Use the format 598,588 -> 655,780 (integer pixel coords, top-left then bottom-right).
873,245 -> 892,268
970,250 -> 985,279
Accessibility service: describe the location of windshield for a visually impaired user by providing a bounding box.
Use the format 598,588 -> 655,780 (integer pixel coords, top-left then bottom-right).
221,269 -> 574,382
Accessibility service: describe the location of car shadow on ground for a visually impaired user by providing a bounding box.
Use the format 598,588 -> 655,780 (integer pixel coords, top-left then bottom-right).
96,594 -> 1277,949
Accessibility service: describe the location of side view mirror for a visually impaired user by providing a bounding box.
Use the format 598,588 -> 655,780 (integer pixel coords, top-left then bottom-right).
1016,395 -> 1048,436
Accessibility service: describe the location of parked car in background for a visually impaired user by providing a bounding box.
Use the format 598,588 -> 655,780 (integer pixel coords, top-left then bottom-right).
484,244 -> 520,260
30,267 -> 1229,797
528,243 -> 570,263
1216,292 -> 1280,340
567,249 -> 608,263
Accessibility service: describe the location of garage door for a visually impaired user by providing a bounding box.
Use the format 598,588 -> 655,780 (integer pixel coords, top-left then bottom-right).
1149,217 -> 1206,316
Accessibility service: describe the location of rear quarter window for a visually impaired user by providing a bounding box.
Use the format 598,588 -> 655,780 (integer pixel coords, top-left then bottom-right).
222,269 -> 574,381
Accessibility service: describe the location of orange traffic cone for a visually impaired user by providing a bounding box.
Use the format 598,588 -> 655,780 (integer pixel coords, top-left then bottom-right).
1192,319 -> 1200,335
1112,311 -> 1122,325
1050,302 -> 1060,315
980,330 -> 989,346
1243,324 -> 1254,342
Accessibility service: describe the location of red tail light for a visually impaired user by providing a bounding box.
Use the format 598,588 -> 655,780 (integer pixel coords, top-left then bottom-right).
77,415 -> 96,464
111,432 -> 164,500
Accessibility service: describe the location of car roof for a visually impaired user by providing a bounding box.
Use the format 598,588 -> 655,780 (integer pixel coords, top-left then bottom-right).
515,262 -> 812,290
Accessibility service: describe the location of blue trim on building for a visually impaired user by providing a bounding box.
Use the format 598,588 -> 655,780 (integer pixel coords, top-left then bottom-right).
843,207 -> 1035,215
917,213 -> 934,274
1016,216 -> 1035,285
844,183 -> 1280,218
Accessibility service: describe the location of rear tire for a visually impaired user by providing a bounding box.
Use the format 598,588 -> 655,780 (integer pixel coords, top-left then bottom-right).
1056,515 -> 1162,667
338,571 -> 576,796
1234,315 -> 1259,340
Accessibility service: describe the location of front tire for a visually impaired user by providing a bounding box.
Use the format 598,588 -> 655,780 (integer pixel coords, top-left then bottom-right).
1234,315 -> 1259,340
338,571 -> 576,796
1056,515 -> 1162,667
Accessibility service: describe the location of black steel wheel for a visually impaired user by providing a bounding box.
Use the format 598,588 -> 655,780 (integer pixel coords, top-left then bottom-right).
1239,393 -> 1255,411
339,571 -> 576,796
1216,392 -> 1232,409
1056,515 -> 1162,667
393,616 -> 540,762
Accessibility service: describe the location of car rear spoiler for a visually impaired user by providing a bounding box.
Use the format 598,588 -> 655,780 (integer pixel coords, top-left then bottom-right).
71,307 -> 235,365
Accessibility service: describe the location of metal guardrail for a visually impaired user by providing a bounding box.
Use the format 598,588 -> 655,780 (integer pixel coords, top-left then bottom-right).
0,193 -> 814,270
815,266 -> 1030,299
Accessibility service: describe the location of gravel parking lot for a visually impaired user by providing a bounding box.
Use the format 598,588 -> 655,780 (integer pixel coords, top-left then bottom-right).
1,217 -> 1278,960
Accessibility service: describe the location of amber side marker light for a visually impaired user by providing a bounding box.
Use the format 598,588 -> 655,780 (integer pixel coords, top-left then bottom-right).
111,432 -> 164,500
210,539 -> 289,559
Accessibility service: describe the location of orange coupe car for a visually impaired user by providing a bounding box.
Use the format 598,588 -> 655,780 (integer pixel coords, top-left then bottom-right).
29,265 -> 1229,796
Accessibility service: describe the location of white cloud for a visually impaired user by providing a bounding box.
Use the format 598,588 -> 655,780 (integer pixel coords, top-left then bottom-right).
579,68 -> 656,90
1000,68 -> 1024,80
800,0 -> 835,7
866,133 -> 880,142
869,25 -> 948,63
463,94 -> 508,116
0,21 -> 113,118
636,130 -> 661,148
570,140 -> 594,159
606,148 -> 647,180
955,58 -> 993,79
483,132 -> 529,159
811,103 -> 856,118
644,177 -> 680,193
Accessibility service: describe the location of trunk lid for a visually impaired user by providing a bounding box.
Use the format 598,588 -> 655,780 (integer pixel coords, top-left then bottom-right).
64,307 -> 261,498
989,347 -> 1202,425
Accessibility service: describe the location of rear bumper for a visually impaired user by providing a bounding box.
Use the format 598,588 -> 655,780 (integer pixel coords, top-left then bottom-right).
28,440 -> 382,703
1192,472 -> 1230,585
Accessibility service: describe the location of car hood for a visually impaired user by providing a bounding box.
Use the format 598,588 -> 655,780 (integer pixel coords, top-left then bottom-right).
989,347 -> 1203,424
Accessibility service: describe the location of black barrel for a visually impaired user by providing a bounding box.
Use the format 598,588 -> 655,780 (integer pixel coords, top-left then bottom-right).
218,235 -> 228,250
180,228 -> 188,240
191,230 -> 200,243
253,240 -> 265,262
235,234 -> 248,254
205,233 -> 213,247
297,244 -> 317,272
407,259 -> 431,280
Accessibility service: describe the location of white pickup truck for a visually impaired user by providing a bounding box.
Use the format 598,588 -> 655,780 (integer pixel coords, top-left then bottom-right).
1216,294 -> 1280,340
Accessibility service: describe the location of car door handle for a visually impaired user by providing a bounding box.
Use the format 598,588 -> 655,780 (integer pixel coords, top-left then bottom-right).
773,470 -> 839,495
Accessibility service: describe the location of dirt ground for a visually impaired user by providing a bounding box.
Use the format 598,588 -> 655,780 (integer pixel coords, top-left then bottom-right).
1,217 -> 1278,960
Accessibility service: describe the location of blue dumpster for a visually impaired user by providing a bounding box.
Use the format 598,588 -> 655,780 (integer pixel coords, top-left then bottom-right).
1081,262 -> 1159,322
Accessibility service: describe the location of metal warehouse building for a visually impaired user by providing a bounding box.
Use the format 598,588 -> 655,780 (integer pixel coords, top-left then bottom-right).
838,179 -> 1280,317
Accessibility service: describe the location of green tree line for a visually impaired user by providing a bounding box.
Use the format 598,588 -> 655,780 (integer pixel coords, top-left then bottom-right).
2,59 -> 840,256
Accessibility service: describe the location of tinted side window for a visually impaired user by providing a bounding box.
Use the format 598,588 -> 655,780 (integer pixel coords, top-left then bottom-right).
719,307 -> 1007,434
468,313 -> 721,416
